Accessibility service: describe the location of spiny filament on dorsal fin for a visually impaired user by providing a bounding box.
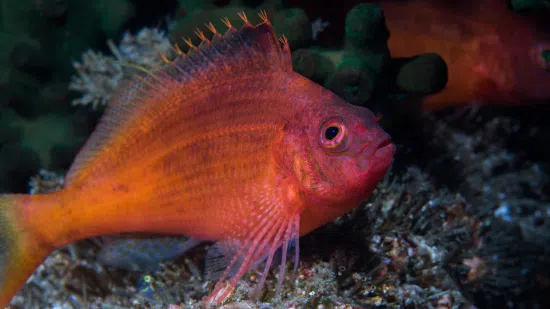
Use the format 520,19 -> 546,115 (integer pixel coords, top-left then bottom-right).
258,10 -> 269,24
147,63 -> 163,75
205,22 -> 217,34
159,51 -> 170,64
183,37 -> 197,51
278,34 -> 291,54
195,29 -> 211,49
278,35 -> 288,45
205,22 -> 223,42
172,43 -> 184,56
238,11 -> 250,24
195,29 -> 208,42
221,17 -> 234,30
134,65 -> 161,84
65,10 -> 293,184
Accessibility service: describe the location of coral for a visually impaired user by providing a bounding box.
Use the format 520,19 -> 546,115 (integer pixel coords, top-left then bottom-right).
68,1 -> 448,118
418,112 -> 550,309
95,0 -> 136,38
28,169 -> 64,194
0,0 -> 140,192
68,49 -> 123,109
291,2 -> 392,108
0,107 -> 89,192
391,53 -> 448,95
290,2 -> 448,122
69,27 -> 173,108
272,8 -> 312,49
0,0 -> 136,100
508,0 -> 550,12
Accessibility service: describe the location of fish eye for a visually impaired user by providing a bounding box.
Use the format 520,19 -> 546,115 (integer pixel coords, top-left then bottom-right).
320,118 -> 348,151
325,126 -> 340,140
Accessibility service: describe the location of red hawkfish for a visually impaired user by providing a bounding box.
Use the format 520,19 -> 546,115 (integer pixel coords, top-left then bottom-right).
380,0 -> 550,110
0,12 -> 395,306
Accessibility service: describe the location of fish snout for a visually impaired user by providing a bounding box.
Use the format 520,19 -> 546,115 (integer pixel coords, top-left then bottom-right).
356,132 -> 395,172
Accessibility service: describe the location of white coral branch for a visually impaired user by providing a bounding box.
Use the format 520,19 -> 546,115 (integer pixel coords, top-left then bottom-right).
69,27 -> 173,109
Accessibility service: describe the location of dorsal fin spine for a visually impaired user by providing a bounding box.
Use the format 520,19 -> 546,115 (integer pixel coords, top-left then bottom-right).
65,11 -> 292,184
164,43 -> 191,78
221,17 -> 233,30
211,33 -> 223,43
159,52 -> 170,64
198,39 -> 211,50
183,37 -> 196,50
173,43 -> 184,55
169,60 -> 192,78
195,29 -> 208,42
258,10 -> 269,23
143,64 -> 172,88
133,72 -> 159,89
205,22 -> 217,34
237,11 -> 250,24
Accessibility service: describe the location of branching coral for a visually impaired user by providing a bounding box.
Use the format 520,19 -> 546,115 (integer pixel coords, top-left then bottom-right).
69,28 -> 173,109
28,169 -> 64,194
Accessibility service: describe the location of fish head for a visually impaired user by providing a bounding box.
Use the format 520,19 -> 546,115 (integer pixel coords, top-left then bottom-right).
307,107 -> 395,203
279,84 -> 395,216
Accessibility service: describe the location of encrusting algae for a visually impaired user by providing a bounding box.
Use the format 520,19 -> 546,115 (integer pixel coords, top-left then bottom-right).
0,12 -> 395,306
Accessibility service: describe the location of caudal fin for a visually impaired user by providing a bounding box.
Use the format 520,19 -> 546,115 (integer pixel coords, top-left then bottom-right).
0,194 -> 53,307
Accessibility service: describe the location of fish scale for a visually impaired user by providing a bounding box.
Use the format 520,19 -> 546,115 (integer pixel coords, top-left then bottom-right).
97,84 -> 283,182
0,12 -> 395,306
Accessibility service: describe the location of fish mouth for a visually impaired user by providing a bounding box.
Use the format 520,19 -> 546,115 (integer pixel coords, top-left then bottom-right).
356,133 -> 395,172
375,136 -> 393,152
374,135 -> 395,158
358,132 -> 393,156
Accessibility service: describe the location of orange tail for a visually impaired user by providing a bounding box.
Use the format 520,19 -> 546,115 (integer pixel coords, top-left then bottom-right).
0,194 -> 56,307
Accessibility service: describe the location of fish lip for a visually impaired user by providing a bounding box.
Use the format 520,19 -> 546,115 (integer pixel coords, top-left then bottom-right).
356,132 -> 395,172
372,133 -> 395,163
375,136 -> 393,153
358,132 -> 393,157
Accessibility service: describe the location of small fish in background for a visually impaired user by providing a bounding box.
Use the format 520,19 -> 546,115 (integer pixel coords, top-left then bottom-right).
138,274 -> 157,300
137,273 -> 172,301
379,0 -> 550,110
0,12 -> 395,306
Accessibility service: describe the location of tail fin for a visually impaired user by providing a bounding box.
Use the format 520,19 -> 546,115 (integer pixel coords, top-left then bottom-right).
0,194 -> 53,307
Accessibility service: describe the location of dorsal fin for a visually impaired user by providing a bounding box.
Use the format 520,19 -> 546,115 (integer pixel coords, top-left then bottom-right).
66,11 -> 292,184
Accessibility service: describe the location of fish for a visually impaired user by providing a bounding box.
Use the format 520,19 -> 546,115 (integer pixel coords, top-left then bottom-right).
0,12 -> 395,306
379,0 -> 550,110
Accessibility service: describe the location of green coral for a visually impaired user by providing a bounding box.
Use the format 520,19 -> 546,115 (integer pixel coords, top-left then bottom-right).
0,0 -> 136,192
508,0 -> 550,12
290,2 -> 447,124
